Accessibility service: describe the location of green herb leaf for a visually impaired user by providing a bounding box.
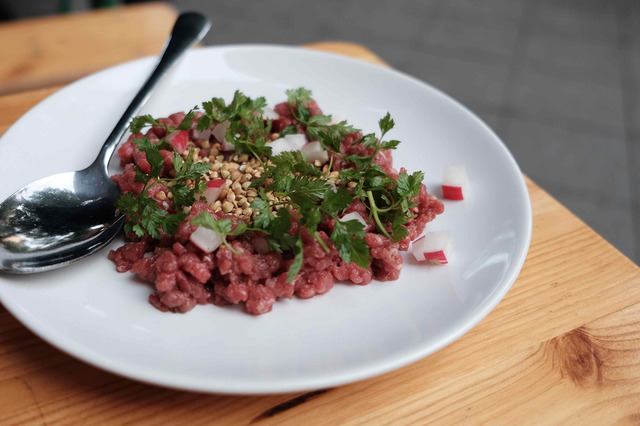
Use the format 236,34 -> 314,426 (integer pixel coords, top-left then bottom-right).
396,171 -> 424,197
129,114 -> 160,133
380,139 -> 401,150
251,196 -> 276,229
286,87 -> 313,105
284,176 -> 330,206
163,211 -> 187,234
321,188 -> 352,217
378,112 -> 395,138
169,183 -> 195,210
287,236 -> 305,282
296,103 -> 311,122
135,137 -> 164,178
279,125 -> 298,137
331,219 -> 370,268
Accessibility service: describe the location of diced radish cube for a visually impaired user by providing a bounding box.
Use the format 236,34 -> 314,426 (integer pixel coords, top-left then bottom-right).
328,114 -> 347,125
301,141 -> 329,164
189,226 -> 223,253
339,212 -> 367,228
261,107 -> 280,120
442,165 -> 469,200
192,127 -> 211,141
213,120 -> 233,151
212,123 -> 226,143
411,231 -> 452,264
167,130 -> 189,153
269,138 -> 289,156
284,134 -> 307,150
221,140 -> 235,151
269,134 -> 307,156
202,179 -> 226,205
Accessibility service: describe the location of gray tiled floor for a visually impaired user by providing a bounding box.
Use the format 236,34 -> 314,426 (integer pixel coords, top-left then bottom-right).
172,0 -> 640,263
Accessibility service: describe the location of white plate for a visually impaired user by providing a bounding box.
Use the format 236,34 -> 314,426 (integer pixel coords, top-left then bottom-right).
0,45 -> 531,394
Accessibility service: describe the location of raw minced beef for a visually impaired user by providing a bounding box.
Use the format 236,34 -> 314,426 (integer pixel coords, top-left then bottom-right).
109,95 -> 444,315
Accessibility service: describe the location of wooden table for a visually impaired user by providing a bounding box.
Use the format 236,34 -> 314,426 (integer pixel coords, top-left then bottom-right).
1,7 -> 640,425
0,2 -> 177,95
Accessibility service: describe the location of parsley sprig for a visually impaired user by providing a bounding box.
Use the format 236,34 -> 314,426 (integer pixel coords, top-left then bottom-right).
196,90 -> 272,159
129,108 -> 199,136
117,137 -> 210,239
190,211 -> 260,255
321,112 -> 422,242
284,88 -> 359,144
250,152 -> 370,281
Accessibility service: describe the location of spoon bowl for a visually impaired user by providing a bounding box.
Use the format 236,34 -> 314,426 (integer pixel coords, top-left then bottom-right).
0,166 -> 123,272
0,12 -> 211,273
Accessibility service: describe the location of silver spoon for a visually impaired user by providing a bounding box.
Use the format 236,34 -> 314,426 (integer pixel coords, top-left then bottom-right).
0,12 -> 211,273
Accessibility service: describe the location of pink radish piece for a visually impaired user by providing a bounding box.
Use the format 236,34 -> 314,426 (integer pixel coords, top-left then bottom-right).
301,141 -> 329,164
202,179 -> 226,205
284,134 -> 306,150
221,140 -> 235,151
261,107 -> 280,120
339,212 -> 367,228
213,121 -> 235,151
269,134 -> 308,156
411,231 -> 452,264
328,113 -> 347,125
190,226 -> 223,253
212,123 -> 226,143
167,130 -> 189,153
192,127 -> 211,141
268,138 -> 289,156
442,165 -> 469,200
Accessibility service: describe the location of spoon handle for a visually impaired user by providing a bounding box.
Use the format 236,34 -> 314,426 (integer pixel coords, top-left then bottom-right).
93,12 -> 211,172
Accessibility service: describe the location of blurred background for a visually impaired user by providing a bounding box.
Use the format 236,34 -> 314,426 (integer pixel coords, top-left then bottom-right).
1,0 -> 638,263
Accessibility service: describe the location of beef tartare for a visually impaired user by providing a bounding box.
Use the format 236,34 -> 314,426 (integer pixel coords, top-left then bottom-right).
109,88 -> 444,315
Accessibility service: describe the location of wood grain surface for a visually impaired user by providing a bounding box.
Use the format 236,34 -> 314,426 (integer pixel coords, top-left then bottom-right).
0,3 -> 177,95
0,36 -> 639,425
